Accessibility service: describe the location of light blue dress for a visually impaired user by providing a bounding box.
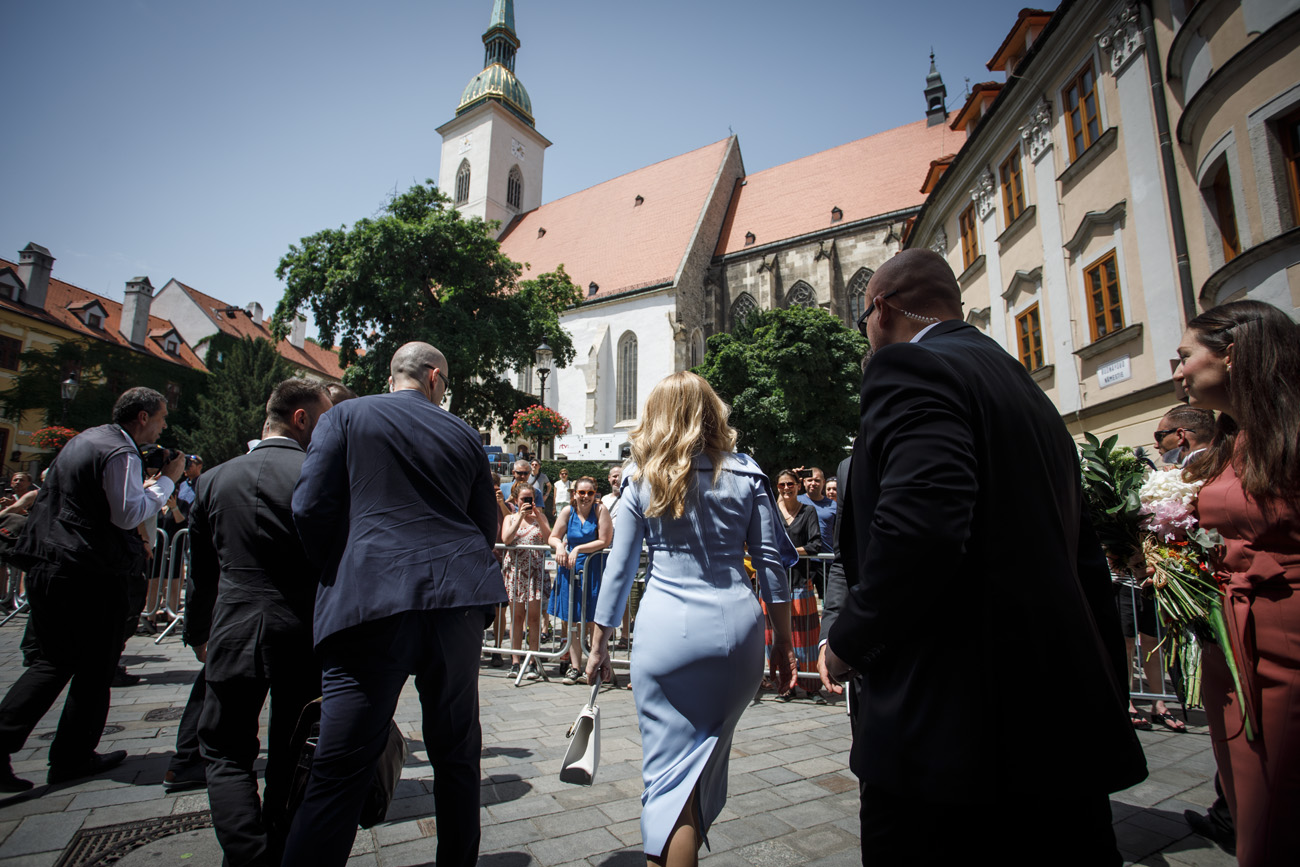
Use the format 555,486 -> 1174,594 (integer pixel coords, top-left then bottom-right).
594,453 -> 796,857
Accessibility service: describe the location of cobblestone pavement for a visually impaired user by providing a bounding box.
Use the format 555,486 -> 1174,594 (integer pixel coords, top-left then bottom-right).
0,619 -> 1236,866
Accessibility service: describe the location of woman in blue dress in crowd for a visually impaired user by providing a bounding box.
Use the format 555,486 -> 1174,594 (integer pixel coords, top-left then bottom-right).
548,476 -> 613,685
587,371 -> 798,867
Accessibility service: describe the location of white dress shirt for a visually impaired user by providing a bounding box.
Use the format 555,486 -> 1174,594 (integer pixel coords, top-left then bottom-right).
102,427 -> 175,530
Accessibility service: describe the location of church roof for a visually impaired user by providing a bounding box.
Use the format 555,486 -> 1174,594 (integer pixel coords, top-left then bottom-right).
714,113 -> 957,257
458,63 -> 533,124
497,138 -> 733,302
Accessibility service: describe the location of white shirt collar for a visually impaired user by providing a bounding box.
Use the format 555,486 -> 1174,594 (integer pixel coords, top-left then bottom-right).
910,322 -> 942,343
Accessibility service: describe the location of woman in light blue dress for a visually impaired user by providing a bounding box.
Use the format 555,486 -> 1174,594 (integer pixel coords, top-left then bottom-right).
587,371 -> 798,866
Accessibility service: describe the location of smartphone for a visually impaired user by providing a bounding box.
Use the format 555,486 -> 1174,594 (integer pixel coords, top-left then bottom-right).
797,469 -> 812,479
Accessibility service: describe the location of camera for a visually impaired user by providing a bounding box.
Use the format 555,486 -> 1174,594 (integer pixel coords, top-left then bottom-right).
139,444 -> 184,472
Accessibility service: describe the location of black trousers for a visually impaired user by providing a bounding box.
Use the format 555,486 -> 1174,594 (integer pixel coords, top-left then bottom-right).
0,568 -> 127,767
168,669 -> 206,773
282,608 -> 485,867
858,783 -> 1121,866
200,662 -> 320,867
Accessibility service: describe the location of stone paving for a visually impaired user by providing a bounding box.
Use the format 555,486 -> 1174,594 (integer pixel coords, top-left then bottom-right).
0,618 -> 1238,866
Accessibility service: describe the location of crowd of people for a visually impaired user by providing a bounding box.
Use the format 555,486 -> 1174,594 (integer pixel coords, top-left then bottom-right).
0,248 -> 1291,867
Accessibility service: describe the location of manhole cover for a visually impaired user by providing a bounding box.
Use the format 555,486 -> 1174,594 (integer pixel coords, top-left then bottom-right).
143,707 -> 186,721
55,810 -> 212,867
39,725 -> 123,741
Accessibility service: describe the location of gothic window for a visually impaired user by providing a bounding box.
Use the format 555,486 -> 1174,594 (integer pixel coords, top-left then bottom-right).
507,166 -> 523,210
785,281 -> 816,308
516,365 -> 533,394
689,328 -> 705,368
455,159 -> 471,206
846,269 -> 873,323
617,332 -> 638,422
730,292 -> 758,330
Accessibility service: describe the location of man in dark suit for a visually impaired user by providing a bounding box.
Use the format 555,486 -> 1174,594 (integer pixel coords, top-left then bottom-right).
283,342 -> 506,867
816,453 -> 852,700
183,378 -> 333,866
825,250 -> 1147,865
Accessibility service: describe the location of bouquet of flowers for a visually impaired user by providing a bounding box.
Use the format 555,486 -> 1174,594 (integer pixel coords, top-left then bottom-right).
1080,433 -> 1253,738
29,425 -> 78,452
509,405 -> 570,442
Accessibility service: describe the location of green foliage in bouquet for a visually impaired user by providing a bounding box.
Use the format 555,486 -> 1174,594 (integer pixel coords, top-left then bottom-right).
1078,432 -> 1146,561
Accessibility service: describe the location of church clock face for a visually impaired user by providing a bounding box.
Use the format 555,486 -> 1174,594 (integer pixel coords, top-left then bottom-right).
511,138 -> 526,161
459,134 -> 473,154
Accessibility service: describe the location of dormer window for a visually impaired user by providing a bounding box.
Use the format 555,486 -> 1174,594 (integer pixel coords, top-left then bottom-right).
165,335 -> 180,355
70,300 -> 109,330
87,312 -> 103,329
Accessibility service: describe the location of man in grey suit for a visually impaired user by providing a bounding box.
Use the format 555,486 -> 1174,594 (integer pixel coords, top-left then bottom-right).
284,342 -> 505,867
186,378 -> 333,866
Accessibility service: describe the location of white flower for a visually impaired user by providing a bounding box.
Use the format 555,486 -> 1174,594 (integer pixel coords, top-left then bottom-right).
1138,467 -> 1203,511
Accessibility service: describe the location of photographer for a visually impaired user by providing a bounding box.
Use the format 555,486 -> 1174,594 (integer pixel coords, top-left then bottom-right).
0,387 -> 184,793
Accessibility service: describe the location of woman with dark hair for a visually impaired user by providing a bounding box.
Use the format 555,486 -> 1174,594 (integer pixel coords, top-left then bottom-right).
1174,299 -> 1300,866
769,469 -> 822,699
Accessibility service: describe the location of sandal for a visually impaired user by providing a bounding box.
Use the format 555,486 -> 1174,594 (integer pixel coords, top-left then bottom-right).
1130,711 -> 1153,730
1151,710 -> 1186,732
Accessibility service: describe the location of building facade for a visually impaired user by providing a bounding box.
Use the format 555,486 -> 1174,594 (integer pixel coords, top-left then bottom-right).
902,0 -> 1300,448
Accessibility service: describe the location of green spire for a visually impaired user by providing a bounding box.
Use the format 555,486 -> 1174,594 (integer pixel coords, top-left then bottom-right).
488,0 -> 515,34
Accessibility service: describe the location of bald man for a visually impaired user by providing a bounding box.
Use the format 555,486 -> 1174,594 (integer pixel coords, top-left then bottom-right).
825,250 -> 1146,865
286,342 -> 506,866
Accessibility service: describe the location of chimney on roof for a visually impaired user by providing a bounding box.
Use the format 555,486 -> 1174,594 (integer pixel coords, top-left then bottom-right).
121,276 -> 154,346
289,314 -> 307,349
924,51 -> 948,127
16,243 -> 54,309
246,301 -> 264,322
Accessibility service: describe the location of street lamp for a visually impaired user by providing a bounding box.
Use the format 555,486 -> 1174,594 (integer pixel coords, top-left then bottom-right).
60,374 -> 79,426
534,342 -> 553,459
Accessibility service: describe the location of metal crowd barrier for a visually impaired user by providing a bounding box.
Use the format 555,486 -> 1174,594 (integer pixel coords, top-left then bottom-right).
1112,571 -> 1179,704
146,528 -> 188,644
0,565 -> 27,627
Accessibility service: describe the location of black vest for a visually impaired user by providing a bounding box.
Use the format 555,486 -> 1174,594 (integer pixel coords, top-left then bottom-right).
12,424 -> 139,578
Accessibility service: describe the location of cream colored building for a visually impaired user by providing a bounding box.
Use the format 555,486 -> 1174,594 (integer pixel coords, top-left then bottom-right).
904,0 -> 1300,450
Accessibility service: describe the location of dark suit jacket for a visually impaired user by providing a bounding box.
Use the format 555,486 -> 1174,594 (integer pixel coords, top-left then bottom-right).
827,320 -> 1146,801
292,389 -> 505,648
184,438 -> 317,682
818,455 -> 853,646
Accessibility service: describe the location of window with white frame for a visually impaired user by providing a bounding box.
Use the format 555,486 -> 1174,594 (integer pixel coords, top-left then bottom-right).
617,332 -> 638,421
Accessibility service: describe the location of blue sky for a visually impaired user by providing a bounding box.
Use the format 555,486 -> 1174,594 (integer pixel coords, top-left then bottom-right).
2,0 -> 1050,329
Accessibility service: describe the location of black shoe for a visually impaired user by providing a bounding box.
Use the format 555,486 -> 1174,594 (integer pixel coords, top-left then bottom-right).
111,667 -> 141,687
163,762 -> 208,793
0,758 -> 33,794
47,750 -> 128,785
1183,809 -> 1236,856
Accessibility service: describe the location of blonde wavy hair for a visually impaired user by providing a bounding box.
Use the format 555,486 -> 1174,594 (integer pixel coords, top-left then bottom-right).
629,371 -> 738,519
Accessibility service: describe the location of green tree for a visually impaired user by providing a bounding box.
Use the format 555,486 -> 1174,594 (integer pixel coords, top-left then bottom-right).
695,306 -> 867,474
0,339 -> 206,445
272,182 -> 582,432
172,337 -> 294,466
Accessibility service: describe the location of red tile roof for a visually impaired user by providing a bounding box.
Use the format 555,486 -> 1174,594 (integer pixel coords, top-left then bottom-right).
166,280 -> 346,380
988,9 -> 1054,73
921,154 -> 957,195
0,258 -> 207,372
498,138 -> 733,301
715,114 -> 958,257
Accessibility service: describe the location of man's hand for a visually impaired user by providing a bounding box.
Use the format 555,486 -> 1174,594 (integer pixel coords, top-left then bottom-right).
824,643 -> 854,681
162,450 -> 186,483
818,643 -> 845,695
193,642 -> 207,663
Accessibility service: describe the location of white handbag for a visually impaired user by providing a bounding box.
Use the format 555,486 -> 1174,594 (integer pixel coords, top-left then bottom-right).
559,681 -> 601,785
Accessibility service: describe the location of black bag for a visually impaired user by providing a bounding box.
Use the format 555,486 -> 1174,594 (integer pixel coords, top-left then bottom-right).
0,513 -> 28,565
281,697 -> 408,829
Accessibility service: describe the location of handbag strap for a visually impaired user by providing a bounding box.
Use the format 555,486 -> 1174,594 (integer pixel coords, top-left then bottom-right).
587,680 -> 601,710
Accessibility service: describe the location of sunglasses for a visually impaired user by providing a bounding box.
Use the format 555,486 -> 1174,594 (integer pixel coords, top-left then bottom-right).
776,481 -> 798,489
1153,428 -> 1179,440
574,490 -> 596,497
856,289 -> 901,337
513,470 -> 529,476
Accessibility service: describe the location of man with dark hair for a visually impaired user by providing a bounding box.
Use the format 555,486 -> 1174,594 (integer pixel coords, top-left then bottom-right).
180,377 -> 333,865
1154,404 -> 1215,467
324,382 -> 358,405
284,342 -> 505,866
825,249 -> 1146,865
0,387 -> 184,792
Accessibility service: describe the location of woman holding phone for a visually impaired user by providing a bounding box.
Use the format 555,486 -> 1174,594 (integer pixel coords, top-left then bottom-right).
501,482 -> 552,679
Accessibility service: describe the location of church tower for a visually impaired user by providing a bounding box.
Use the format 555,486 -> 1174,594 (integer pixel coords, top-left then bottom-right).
437,0 -> 551,235
924,51 -> 948,126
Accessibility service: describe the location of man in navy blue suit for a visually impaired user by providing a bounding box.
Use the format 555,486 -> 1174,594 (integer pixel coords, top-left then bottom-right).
283,342 -> 506,867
